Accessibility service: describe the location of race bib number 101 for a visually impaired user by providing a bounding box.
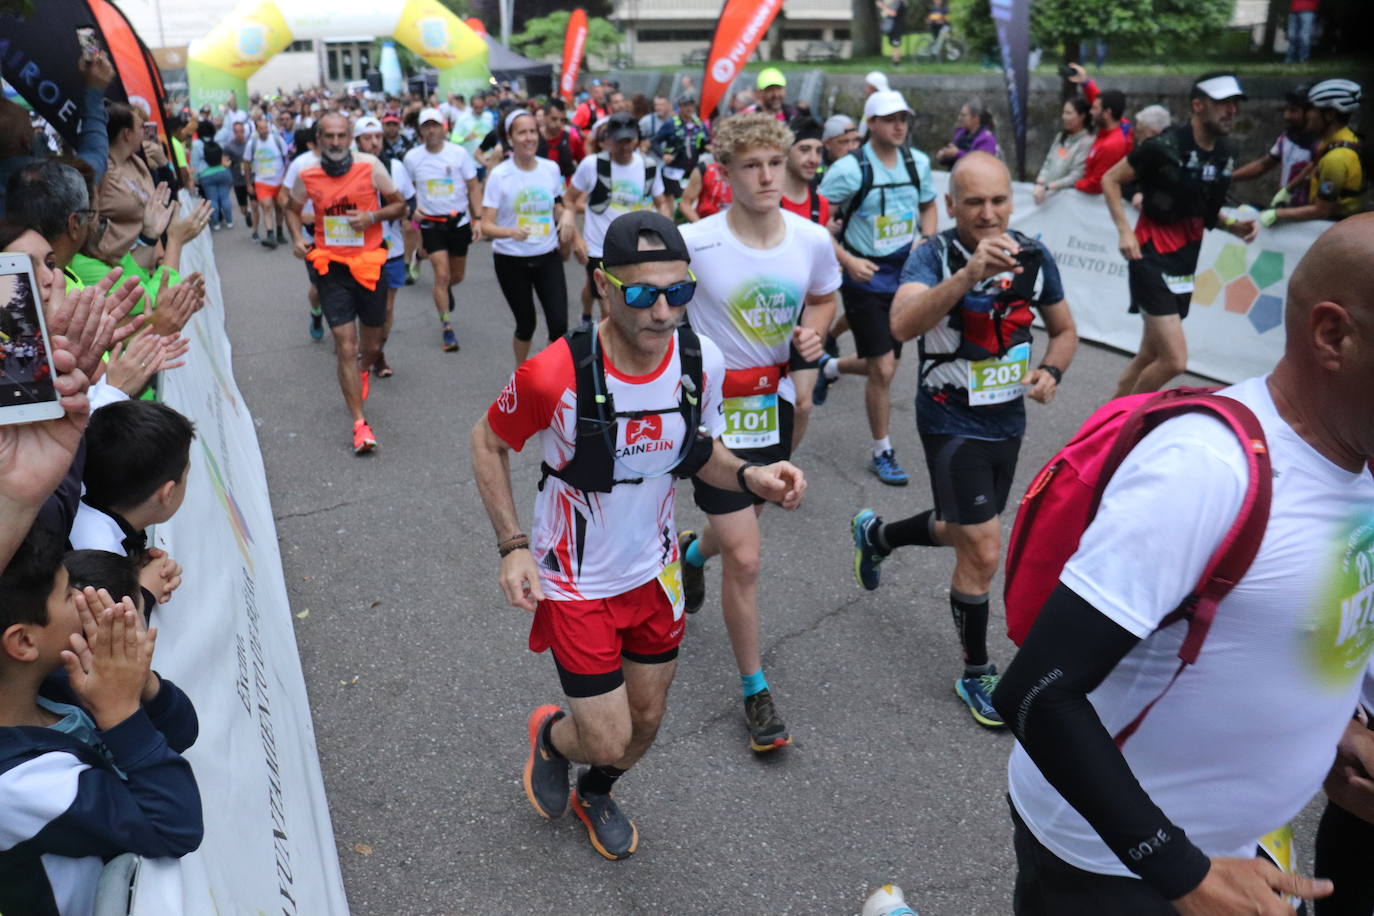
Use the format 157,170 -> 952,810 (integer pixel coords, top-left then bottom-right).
721,394 -> 780,449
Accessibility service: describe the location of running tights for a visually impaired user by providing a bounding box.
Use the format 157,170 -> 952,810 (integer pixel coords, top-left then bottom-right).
493,250 -> 568,343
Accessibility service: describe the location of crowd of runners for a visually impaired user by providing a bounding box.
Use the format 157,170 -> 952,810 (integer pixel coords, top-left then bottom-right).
1,52 -> 1371,914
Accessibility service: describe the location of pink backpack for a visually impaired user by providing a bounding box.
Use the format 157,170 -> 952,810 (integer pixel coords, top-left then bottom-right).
1003,387 -> 1272,743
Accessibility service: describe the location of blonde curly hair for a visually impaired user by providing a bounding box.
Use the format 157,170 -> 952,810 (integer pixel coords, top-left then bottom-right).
712,112 -> 794,165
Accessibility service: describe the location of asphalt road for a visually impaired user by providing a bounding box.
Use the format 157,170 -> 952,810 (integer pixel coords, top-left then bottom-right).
213,224 -> 1318,916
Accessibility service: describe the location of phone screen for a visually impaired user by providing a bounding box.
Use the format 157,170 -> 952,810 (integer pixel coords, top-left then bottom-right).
0,255 -> 60,414
76,26 -> 102,58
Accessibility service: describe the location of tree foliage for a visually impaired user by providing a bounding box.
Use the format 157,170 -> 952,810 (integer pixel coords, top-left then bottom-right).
510,10 -> 622,64
953,0 -> 1236,58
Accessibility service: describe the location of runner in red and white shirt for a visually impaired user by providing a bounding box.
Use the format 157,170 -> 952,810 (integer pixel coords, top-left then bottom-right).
472,211 -> 806,862
676,114 -> 838,754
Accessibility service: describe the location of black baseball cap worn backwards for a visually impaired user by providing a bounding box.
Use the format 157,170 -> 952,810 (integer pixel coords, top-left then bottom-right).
601,211 -> 691,268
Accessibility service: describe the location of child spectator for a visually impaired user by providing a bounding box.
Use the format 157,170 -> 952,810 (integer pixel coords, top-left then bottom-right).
70,401 -> 194,605
0,525 -> 202,915
63,549 -> 152,624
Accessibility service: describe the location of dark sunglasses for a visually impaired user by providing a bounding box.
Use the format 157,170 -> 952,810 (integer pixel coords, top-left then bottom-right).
603,268 -> 697,309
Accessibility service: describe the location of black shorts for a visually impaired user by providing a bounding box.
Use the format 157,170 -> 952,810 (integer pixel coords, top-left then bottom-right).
1127,240 -> 1200,319
664,176 -> 684,199
692,398 -> 794,515
418,216 -> 473,258
233,184 -> 248,207
841,286 -> 902,359
312,261 -> 387,329
919,432 -> 1022,526
302,226 -> 317,286
886,17 -> 906,48
787,339 -> 821,371
584,257 -> 604,301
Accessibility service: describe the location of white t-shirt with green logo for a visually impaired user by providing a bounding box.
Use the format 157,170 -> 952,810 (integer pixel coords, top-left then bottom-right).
571,152 -> 665,258
1009,374 -> 1374,877
680,209 -> 841,404
482,157 -> 563,257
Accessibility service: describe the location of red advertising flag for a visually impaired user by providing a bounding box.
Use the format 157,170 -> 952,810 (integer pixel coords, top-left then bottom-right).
559,8 -> 588,103
699,0 -> 783,118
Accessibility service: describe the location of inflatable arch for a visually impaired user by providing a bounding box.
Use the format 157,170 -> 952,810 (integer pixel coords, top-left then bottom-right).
187,0 -> 489,109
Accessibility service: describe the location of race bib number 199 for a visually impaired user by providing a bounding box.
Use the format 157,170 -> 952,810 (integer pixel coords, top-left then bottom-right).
967,342 -> 1031,406
721,394 -> 780,449
873,209 -> 916,249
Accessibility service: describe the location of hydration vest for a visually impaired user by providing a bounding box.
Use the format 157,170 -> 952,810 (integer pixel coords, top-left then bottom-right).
539,325 -> 713,494
588,153 -> 659,214
836,145 -> 923,255
918,228 -> 1042,381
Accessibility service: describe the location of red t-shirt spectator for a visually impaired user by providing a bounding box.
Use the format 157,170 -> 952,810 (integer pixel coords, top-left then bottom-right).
571,100 -> 606,132
781,187 -> 831,226
1075,128 -> 1130,194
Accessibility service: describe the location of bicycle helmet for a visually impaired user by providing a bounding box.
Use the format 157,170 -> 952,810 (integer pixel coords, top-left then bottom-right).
1307,79 -> 1362,113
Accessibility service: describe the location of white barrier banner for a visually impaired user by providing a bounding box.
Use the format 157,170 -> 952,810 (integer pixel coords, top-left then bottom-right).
128,219 -> 349,914
928,171 -> 1325,383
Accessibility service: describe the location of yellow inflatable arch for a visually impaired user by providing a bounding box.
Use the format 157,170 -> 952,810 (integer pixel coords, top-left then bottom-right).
188,0 -> 489,108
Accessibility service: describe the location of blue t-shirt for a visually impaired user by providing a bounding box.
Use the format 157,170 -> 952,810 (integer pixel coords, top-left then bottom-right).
819,142 -> 935,293
900,229 -> 1065,439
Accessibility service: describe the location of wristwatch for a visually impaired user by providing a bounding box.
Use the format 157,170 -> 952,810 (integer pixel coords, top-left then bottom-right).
1038,364 -> 1064,385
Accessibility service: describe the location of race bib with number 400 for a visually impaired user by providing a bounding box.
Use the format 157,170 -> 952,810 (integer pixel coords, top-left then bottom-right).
721,394 -> 780,449
967,341 -> 1031,406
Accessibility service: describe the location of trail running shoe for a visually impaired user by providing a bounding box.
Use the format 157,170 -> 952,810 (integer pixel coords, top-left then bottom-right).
572,780 -> 638,860
851,509 -> 885,591
309,310 -> 324,341
406,259 -> 421,283
813,354 -> 833,406
276,227 -> 287,245
373,350 -> 393,378
870,450 -> 908,487
744,688 -> 791,753
262,235 -> 277,250
352,419 -> 376,455
251,230 -> 260,242
225,219 -> 234,230
523,705 -> 570,819
441,324 -> 459,352
954,667 -> 1005,729
678,529 -> 705,614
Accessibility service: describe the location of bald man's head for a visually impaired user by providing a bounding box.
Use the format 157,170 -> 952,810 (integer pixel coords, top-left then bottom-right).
1277,212 -> 1374,466
947,151 -> 1014,243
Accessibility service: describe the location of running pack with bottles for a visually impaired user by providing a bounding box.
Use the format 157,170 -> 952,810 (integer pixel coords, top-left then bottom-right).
588,154 -> 660,214
538,324 -> 712,494
917,228 -> 1042,382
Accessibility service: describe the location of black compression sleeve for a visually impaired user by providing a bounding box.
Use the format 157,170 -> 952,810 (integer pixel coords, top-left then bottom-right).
991,583 -> 1212,900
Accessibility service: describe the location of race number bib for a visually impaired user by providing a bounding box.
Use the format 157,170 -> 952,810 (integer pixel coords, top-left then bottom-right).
322,215 -> 365,247
873,209 -> 916,249
967,342 -> 1030,406
663,166 -> 686,182
722,394 -> 780,449
517,213 -> 552,238
1162,272 -> 1195,294
425,177 -> 455,200
658,560 -> 685,621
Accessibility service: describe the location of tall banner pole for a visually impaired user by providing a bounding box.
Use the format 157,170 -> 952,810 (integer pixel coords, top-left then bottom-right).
699,0 -> 784,119
991,0 -> 1032,180
560,8 -> 587,103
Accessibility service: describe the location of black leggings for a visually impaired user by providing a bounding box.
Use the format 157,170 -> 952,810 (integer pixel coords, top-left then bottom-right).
493,249 -> 569,343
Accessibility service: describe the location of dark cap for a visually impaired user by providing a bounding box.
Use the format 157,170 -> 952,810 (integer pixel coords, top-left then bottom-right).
607,111 -> 640,141
676,93 -> 697,106
602,212 -> 690,268
1286,83 -> 1312,107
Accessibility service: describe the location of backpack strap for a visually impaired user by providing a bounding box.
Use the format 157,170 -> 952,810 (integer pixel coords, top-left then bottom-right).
588,153 -> 613,213
1095,387 -> 1273,745
644,162 -> 658,203
808,186 -> 820,224
837,148 -> 872,251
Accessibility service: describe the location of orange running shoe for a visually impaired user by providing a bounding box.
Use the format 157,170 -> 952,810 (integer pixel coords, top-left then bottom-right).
352,419 -> 377,454
523,705 -> 570,819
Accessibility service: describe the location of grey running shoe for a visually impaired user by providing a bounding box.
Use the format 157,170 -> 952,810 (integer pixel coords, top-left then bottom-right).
523,705 -> 570,818
572,780 -> 638,860
744,688 -> 791,753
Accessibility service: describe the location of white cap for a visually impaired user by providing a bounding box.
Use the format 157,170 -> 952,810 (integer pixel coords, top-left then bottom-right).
822,114 -> 857,141
864,71 -> 890,93
418,107 -> 446,127
352,115 -> 382,138
1192,74 -> 1246,101
863,90 -> 913,120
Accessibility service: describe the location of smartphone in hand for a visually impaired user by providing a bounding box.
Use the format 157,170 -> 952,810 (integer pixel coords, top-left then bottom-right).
76,26 -> 103,59
0,254 -> 65,425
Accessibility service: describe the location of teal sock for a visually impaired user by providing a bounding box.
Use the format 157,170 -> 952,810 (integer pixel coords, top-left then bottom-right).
684,539 -> 706,569
740,669 -> 769,698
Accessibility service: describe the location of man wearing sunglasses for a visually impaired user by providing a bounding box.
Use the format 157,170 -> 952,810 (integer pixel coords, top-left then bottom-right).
471,211 -> 807,861
676,113 -> 840,754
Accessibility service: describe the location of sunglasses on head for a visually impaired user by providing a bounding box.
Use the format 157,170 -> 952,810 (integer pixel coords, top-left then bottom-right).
603,268 -> 697,308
